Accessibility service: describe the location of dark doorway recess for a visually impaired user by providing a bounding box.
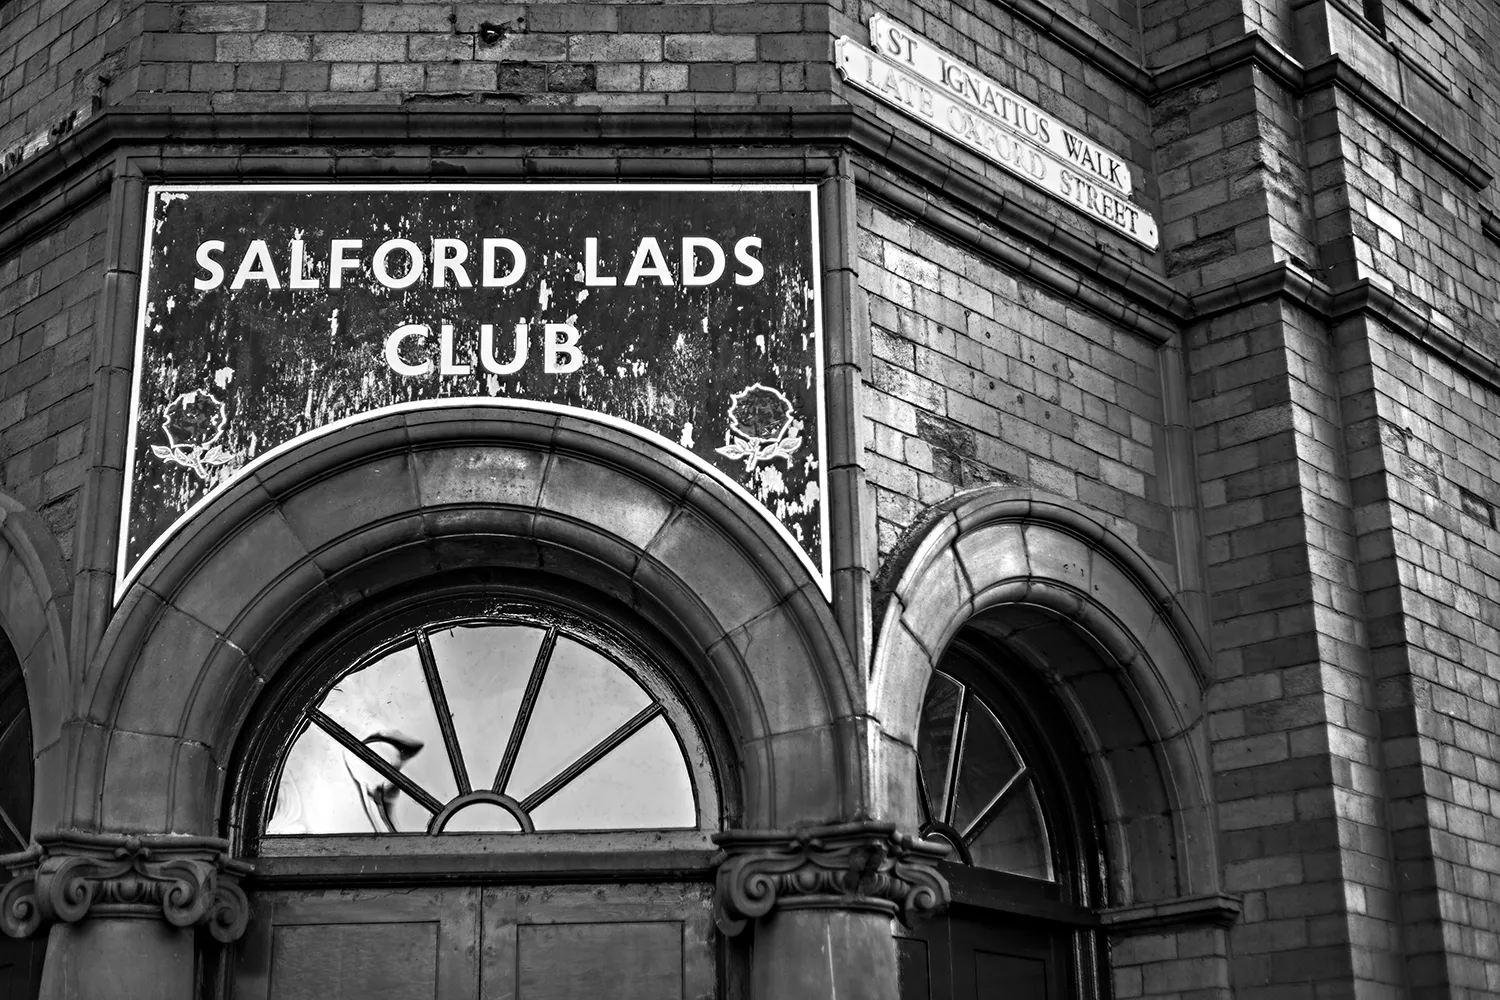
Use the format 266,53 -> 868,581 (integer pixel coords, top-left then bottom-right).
897,630 -> 1105,1000
0,630 -> 42,1000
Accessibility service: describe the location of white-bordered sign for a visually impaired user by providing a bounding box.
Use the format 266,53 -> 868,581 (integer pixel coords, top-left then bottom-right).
868,14 -> 1134,198
836,16 -> 1158,250
119,184 -> 830,602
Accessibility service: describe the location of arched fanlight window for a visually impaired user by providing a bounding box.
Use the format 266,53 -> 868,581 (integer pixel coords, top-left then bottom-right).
916,668 -> 1053,880
262,597 -> 710,838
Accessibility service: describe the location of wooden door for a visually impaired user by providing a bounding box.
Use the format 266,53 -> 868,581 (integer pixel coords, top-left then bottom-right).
0,938 -> 43,1000
233,882 -> 714,1000
898,909 -> 1067,1000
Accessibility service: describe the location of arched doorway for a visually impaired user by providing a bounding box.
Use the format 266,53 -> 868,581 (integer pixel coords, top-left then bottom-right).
225,576 -> 731,999
47,404 -> 892,1000
870,488 -> 1234,1000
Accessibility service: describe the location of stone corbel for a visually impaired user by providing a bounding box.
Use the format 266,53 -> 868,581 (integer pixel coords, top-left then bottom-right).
0,832 -> 252,943
711,821 -> 950,936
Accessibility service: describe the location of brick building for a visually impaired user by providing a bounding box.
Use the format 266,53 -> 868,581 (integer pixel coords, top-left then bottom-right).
0,0 -> 1496,996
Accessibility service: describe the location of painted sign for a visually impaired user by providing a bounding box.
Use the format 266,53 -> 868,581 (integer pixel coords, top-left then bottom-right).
835,15 -> 1158,250
121,184 -> 828,600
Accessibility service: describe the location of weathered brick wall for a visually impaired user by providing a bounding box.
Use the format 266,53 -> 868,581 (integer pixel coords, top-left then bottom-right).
0,0 -> 138,147
128,1 -> 833,109
1381,0 -> 1500,174
1191,299 -> 1406,997
0,197 -> 106,563
1142,0 -> 1259,68
1110,926 -> 1233,999
857,198 -> 1178,584
1342,318 -> 1500,999
1152,63 -> 1319,292
1305,88 -> 1500,356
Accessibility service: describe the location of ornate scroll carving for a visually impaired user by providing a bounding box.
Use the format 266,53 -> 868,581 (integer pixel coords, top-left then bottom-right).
0,833 -> 251,943
712,821 -> 950,936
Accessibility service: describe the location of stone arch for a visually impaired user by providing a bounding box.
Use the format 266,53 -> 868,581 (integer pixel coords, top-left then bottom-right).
62,404 -> 858,839
0,493 -> 73,773
869,487 -> 1220,906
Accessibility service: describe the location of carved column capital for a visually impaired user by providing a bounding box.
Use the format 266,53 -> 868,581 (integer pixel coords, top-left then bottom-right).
711,821 -> 950,936
0,833 -> 252,943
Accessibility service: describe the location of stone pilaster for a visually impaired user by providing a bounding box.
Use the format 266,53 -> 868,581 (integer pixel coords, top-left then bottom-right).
0,833 -> 250,1000
713,821 -> 949,1000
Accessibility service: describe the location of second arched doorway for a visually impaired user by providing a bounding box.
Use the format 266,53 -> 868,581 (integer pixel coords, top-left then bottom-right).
872,489 -> 1228,1000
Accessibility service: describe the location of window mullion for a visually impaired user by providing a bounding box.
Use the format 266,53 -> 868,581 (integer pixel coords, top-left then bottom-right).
958,766 -> 1029,843
415,630 -> 471,796
519,702 -> 663,814
492,626 -> 558,794
941,684 -> 968,826
311,710 -> 445,815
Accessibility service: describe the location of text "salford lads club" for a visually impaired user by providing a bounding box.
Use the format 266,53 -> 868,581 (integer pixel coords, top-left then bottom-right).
191,233 -> 767,377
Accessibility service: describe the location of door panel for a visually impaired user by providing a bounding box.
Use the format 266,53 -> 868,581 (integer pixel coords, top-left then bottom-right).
481,883 -> 714,1000
235,887 -> 480,1000
271,922 -> 441,1000
970,950 -> 1048,999
517,922 -> 681,999
900,910 -> 1066,1000
952,917 -> 1057,1000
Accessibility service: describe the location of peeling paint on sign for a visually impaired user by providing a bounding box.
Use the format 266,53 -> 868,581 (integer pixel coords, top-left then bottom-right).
120,184 -> 828,600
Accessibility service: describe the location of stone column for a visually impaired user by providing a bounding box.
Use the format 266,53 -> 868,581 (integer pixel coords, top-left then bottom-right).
0,833 -> 250,1000
713,821 -> 949,1000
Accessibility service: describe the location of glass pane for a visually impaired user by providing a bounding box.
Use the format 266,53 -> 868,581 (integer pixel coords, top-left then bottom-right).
950,700 -> 1021,836
443,801 -> 524,833
318,644 -> 456,831
269,722 -> 416,834
967,779 -> 1053,880
505,636 -> 651,802
429,623 -> 546,791
530,715 -> 695,830
917,671 -> 963,823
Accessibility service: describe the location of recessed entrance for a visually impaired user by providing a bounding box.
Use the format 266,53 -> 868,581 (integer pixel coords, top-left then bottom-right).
896,629 -> 1104,1000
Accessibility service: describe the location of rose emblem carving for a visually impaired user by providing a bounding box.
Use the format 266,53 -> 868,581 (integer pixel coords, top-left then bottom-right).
150,389 -> 238,481
715,383 -> 802,472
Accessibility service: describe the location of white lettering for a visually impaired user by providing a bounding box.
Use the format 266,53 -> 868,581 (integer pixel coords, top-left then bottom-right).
289,239 -> 318,289
438,324 -> 471,375
432,239 -> 472,288
483,239 -> 526,287
584,237 -> 617,286
681,237 -> 725,286
230,240 -> 280,290
329,239 -> 362,289
624,237 -> 674,286
480,322 -> 528,375
372,239 -> 423,289
384,323 -> 433,376
194,240 -> 225,290
544,323 -> 583,373
734,237 -> 764,286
